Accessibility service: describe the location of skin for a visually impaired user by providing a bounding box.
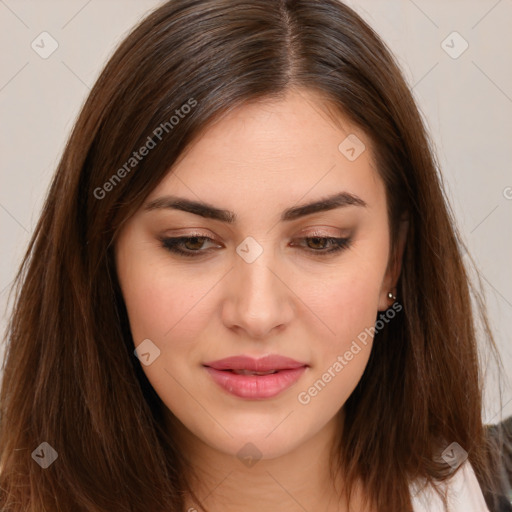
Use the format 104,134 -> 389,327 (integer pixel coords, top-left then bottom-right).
115,87 -> 407,511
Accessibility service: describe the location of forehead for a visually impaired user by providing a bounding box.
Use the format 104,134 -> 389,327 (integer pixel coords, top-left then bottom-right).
145,89 -> 384,216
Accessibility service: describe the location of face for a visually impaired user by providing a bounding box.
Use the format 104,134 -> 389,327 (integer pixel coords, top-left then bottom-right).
114,88 -> 403,462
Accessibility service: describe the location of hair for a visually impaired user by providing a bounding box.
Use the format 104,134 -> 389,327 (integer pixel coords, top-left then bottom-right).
0,0 -> 508,511
483,418 -> 512,509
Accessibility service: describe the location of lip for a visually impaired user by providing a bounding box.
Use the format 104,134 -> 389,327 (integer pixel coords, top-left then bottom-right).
203,355 -> 308,399
204,354 -> 307,372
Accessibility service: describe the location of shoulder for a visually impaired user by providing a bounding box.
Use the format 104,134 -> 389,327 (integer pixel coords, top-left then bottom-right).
409,461 -> 490,512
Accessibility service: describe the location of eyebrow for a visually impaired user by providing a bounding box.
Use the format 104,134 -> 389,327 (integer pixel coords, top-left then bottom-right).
143,191 -> 367,223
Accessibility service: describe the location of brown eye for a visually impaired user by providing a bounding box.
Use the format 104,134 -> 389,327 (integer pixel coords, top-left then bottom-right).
290,237 -> 352,255
182,237 -> 207,250
160,235 -> 222,257
306,237 -> 329,250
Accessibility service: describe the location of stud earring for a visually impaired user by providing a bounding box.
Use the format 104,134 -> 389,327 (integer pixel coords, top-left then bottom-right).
387,291 -> 397,301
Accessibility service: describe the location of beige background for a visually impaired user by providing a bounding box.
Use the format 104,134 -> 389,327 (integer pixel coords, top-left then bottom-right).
1,0 -> 511,423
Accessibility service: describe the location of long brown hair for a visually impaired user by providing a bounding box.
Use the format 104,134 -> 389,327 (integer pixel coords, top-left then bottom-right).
0,0 -> 506,510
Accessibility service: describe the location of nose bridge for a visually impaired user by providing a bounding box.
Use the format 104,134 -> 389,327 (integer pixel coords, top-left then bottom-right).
235,238 -> 281,305
224,236 -> 292,337
241,249 -> 273,287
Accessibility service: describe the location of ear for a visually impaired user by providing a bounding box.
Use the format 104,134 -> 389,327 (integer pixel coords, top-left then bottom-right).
377,217 -> 409,311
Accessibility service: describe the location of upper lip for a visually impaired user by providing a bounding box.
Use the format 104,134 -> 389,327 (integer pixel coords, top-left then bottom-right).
203,355 -> 308,372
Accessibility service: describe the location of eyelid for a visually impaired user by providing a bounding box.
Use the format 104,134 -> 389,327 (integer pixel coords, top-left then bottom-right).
161,226 -> 349,241
298,227 -> 349,237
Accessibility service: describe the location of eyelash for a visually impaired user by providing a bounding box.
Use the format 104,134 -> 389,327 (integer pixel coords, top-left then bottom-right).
159,234 -> 352,258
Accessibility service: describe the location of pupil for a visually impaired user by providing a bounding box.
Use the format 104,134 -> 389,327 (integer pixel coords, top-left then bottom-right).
186,237 -> 203,250
309,237 -> 325,249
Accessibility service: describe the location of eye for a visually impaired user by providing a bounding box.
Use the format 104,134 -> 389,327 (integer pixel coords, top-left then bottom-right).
159,234 -> 352,258
159,235 -> 222,257
290,236 -> 352,255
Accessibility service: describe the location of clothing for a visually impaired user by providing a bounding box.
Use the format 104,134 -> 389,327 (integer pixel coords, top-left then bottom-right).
410,461 -> 490,512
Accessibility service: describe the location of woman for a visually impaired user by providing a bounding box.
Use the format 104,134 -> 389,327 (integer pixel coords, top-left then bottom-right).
0,0 -> 508,510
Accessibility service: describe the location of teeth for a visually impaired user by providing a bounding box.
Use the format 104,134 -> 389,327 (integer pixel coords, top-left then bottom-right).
232,369 -> 279,376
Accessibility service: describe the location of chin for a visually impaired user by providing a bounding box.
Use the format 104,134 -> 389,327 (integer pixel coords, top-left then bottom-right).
202,418 -> 313,462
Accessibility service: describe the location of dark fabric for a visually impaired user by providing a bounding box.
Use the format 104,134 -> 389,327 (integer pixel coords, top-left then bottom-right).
480,416 -> 512,512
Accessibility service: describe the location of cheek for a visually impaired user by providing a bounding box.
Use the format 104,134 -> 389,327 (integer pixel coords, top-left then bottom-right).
304,256 -> 386,346
296,250 -> 387,402
308,282 -> 378,382
294,279 -> 379,418
120,262 -> 217,347
306,273 -> 380,332
118,260 -> 219,415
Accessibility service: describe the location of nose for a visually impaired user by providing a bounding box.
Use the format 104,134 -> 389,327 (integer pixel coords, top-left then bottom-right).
221,245 -> 294,339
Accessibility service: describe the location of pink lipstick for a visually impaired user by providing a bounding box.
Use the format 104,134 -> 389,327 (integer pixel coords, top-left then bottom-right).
203,354 -> 308,399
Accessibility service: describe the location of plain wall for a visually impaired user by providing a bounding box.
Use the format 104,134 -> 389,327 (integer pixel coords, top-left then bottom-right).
1,0 -> 511,423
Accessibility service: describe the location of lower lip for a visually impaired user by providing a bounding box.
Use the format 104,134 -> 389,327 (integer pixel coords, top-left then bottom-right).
204,366 -> 307,399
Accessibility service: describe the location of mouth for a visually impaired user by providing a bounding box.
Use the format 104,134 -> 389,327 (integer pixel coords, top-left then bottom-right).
203,354 -> 307,372
221,369 -> 280,376
203,354 -> 309,399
